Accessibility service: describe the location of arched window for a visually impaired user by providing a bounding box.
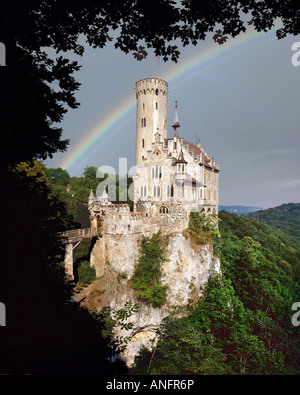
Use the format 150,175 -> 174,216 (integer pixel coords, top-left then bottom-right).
140,186 -> 143,197
144,186 -> 147,197
157,185 -> 160,197
142,139 -> 144,148
159,167 -> 162,178
167,185 -> 170,197
151,167 -> 154,179
155,89 -> 159,95
153,185 -> 156,197
155,102 -> 158,110
155,165 -> 158,179
159,206 -> 168,214
144,117 -> 146,127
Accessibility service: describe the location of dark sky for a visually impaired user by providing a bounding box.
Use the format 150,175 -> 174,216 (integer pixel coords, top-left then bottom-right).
45,28 -> 300,209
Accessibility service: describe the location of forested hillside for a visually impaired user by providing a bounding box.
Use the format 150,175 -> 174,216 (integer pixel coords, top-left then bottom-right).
247,203 -> 300,247
132,211 -> 300,375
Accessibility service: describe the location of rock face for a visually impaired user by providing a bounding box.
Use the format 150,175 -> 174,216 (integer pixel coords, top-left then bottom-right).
79,231 -> 220,367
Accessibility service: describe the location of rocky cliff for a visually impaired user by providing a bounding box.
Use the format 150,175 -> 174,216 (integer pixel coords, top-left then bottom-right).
76,231 -> 220,367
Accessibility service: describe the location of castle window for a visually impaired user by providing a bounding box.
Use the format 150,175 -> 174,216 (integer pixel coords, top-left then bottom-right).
155,89 -> 159,95
177,163 -> 185,173
155,102 -> 158,110
144,186 -> 147,197
128,225 -> 131,231
143,103 -> 145,110
159,206 -> 168,214
155,165 -> 158,179
152,167 -> 154,179
140,186 -> 143,197
153,185 -> 156,197
167,185 -> 174,198
157,185 -> 160,197
142,139 -> 145,148
141,117 -> 146,127
159,166 -> 162,178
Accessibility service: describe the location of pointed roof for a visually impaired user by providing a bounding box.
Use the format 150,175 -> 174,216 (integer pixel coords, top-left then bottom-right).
88,189 -> 94,201
175,149 -> 187,164
172,101 -> 180,129
101,189 -> 109,200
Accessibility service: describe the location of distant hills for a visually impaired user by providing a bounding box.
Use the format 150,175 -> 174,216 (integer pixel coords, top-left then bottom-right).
219,205 -> 265,215
247,203 -> 300,246
220,203 -> 300,247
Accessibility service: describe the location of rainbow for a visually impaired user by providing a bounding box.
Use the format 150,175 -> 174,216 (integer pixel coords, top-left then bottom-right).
59,26 -> 278,174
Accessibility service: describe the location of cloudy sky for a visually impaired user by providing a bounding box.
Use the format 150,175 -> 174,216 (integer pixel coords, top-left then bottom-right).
45,26 -> 300,209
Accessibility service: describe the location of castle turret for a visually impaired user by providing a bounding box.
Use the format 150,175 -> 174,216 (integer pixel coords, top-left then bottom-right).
135,78 -> 168,166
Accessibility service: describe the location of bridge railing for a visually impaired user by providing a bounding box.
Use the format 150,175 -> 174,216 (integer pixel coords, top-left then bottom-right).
59,228 -> 101,240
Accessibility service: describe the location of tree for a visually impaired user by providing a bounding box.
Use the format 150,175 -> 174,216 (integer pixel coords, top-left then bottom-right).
144,316 -> 228,375
130,231 -> 168,308
46,167 -> 70,187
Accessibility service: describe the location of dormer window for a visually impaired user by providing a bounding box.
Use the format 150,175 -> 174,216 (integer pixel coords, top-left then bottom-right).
177,163 -> 185,173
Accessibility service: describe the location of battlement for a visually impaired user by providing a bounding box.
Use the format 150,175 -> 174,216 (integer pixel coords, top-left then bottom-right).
136,78 -> 168,97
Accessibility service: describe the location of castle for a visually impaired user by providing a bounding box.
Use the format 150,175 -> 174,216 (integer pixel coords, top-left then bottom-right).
88,78 -> 219,237
81,78 -> 221,365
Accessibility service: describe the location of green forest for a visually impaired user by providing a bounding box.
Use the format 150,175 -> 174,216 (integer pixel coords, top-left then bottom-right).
131,209 -> 300,374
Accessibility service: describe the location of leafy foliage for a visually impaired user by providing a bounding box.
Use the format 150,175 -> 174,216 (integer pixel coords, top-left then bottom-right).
188,211 -> 221,254
102,301 -> 139,352
130,231 -> 168,308
77,260 -> 97,285
133,211 -> 300,375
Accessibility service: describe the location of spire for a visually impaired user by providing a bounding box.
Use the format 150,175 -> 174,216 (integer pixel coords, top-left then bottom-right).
172,101 -> 180,128
172,101 -> 180,137
88,189 -> 94,202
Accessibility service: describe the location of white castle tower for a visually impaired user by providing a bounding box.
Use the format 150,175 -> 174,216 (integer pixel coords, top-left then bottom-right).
135,78 -> 168,166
